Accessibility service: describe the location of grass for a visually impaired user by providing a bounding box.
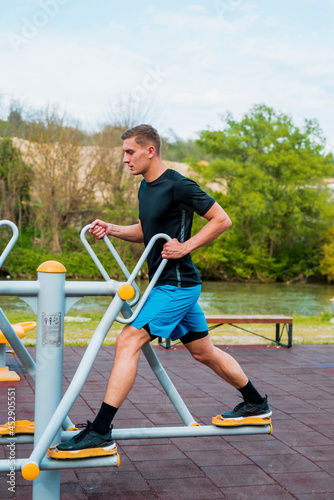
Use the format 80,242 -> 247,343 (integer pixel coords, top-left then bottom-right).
2,310 -> 334,347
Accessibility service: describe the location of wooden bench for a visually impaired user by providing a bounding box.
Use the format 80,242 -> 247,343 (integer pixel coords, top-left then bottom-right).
158,314 -> 293,349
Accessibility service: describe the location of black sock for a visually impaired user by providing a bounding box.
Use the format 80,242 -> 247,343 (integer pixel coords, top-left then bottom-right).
238,380 -> 264,404
93,402 -> 118,435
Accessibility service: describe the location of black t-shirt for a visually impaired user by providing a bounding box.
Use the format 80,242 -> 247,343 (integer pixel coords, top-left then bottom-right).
138,169 -> 215,287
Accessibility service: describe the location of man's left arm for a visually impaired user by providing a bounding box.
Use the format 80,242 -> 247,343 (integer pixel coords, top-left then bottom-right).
161,202 -> 232,259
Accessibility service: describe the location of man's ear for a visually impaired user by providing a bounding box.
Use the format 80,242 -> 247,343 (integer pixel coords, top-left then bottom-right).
148,145 -> 155,158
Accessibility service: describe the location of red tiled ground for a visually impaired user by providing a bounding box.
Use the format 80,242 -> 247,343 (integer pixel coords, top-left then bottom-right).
1,344 -> 334,499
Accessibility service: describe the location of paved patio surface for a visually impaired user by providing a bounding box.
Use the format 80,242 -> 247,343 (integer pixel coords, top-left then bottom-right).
1,344 -> 334,499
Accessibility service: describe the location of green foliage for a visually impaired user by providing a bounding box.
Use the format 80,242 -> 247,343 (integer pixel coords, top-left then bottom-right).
320,227 -> 334,282
321,312 -> 334,322
0,120 -> 8,137
161,132 -> 205,163
1,104 -> 334,282
0,138 -> 33,227
195,105 -> 334,281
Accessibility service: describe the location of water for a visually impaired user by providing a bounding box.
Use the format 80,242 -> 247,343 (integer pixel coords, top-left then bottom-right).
200,281 -> 334,316
0,280 -> 333,317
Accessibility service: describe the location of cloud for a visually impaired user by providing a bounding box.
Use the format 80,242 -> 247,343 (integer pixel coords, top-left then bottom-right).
265,16 -> 280,27
148,6 -> 258,37
183,4 -> 208,14
0,0 -> 333,150
0,28 -> 169,126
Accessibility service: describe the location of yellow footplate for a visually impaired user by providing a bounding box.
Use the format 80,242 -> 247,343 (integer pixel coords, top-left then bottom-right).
0,366 -> 20,381
47,444 -> 118,460
0,420 -> 34,435
212,415 -> 272,427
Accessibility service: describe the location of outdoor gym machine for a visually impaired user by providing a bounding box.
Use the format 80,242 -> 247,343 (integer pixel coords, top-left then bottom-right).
0,220 -> 272,500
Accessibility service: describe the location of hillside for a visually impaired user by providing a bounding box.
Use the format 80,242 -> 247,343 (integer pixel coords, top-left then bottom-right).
11,137 -> 205,205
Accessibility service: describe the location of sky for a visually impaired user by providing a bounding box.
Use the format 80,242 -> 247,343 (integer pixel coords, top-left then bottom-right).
1,0 -> 334,147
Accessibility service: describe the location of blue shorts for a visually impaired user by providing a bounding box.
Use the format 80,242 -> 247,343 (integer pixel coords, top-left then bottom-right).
131,284 -> 208,341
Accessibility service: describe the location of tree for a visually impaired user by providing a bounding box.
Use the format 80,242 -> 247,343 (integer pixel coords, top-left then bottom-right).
195,104 -> 334,281
320,227 -> 334,282
161,130 -> 204,162
6,100 -> 30,139
106,94 -> 158,130
25,110 -> 98,253
0,138 -> 33,230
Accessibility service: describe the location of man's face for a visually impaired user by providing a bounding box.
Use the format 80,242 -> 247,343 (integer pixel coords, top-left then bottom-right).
122,137 -> 151,177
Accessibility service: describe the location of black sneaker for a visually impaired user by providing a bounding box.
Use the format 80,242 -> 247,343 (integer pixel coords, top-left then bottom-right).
47,420 -> 117,459
221,395 -> 272,420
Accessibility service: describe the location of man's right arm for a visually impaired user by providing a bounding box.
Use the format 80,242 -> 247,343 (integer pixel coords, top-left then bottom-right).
89,219 -> 144,243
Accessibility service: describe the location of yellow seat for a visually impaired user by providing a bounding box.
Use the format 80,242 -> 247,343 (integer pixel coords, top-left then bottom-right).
0,323 -> 25,343
0,321 -> 36,381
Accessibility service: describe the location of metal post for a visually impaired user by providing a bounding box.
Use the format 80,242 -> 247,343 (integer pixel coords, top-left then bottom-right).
287,324 -> 292,348
142,344 -> 198,426
32,261 -> 66,500
0,307 -> 73,431
0,343 -> 6,367
22,294 -> 126,480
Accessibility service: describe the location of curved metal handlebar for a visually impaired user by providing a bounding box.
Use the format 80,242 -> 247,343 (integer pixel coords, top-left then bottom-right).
0,220 -> 19,268
80,225 -> 172,323
80,225 -> 141,307
115,232 -> 172,324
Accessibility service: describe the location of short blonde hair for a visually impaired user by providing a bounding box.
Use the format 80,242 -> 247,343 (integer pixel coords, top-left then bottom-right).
121,124 -> 161,156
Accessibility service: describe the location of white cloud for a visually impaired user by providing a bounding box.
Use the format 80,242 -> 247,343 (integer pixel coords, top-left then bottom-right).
183,4 -> 208,13
265,16 -> 280,27
149,7 -> 258,36
0,30 -> 170,126
0,0 -> 333,150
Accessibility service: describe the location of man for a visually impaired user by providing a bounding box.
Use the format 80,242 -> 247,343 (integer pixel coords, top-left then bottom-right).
48,124 -> 271,459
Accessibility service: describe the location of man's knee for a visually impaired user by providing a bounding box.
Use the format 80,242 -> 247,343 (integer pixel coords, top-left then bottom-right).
186,335 -> 214,365
115,325 -> 149,353
190,348 -> 213,365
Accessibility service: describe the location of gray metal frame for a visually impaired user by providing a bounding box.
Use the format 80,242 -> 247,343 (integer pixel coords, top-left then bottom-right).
0,221 -> 272,500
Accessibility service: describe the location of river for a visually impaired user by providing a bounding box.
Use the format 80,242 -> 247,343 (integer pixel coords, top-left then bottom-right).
0,280 -> 333,317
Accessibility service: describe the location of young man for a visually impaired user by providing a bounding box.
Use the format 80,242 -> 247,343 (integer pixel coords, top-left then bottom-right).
48,124 -> 271,459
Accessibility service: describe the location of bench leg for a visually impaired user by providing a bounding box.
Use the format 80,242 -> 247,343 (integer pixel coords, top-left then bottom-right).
287,324 -> 292,348
275,323 -> 293,348
158,337 -> 171,349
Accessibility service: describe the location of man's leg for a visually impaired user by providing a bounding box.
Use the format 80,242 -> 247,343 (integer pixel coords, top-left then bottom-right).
103,324 -> 151,407
184,335 -> 271,419
183,334 -> 248,388
48,325 -> 151,458
92,324 -> 151,433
